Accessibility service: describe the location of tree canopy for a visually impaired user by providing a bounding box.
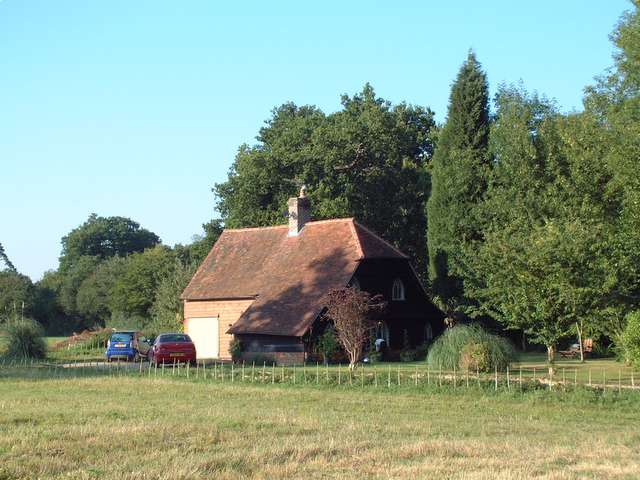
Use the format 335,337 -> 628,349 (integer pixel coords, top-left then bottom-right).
214,84 -> 435,273
59,214 -> 160,272
0,242 -> 16,272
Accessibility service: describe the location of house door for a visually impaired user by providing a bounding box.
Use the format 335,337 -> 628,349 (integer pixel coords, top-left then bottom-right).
186,317 -> 219,359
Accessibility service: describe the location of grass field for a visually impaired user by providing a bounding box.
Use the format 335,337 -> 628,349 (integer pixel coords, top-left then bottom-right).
1,372 -> 639,480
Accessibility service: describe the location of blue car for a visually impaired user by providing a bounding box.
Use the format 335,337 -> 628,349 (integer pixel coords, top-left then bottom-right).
106,331 -> 148,362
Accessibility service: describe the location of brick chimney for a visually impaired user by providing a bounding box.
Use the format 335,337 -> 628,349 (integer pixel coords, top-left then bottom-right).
288,185 -> 311,237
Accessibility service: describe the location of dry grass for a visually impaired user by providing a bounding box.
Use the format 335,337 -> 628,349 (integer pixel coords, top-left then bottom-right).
1,374 -> 640,479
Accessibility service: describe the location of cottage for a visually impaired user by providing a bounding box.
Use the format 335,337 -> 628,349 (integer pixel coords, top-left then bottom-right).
181,189 -> 444,363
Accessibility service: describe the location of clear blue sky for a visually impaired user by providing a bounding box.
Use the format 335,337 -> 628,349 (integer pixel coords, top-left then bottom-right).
0,0 -> 630,280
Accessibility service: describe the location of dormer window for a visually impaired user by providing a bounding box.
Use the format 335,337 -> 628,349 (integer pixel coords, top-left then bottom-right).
392,278 -> 405,301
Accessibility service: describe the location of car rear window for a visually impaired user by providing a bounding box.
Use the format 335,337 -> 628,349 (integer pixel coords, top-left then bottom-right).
158,334 -> 191,343
111,333 -> 133,343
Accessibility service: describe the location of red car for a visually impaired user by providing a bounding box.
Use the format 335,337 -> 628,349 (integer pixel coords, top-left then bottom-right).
148,333 -> 197,365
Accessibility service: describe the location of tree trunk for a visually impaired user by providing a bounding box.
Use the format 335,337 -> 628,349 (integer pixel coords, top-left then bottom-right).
546,344 -> 556,377
348,351 -> 358,371
576,322 -> 584,363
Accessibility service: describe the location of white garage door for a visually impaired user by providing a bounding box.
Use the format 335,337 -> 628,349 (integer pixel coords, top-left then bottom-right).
186,317 -> 219,359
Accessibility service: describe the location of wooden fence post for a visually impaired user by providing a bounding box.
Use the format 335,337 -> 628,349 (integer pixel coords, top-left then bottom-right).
618,369 -> 622,393
519,366 -> 522,391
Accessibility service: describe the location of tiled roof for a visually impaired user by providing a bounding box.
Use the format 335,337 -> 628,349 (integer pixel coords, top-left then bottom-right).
181,218 -> 407,336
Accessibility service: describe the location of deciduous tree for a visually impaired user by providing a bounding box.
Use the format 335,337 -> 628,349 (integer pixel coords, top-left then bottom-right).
60,214 -> 160,272
324,287 -> 386,370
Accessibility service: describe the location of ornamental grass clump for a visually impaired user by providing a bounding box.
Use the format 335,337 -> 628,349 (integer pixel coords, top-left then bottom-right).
2,318 -> 47,360
427,324 -> 515,372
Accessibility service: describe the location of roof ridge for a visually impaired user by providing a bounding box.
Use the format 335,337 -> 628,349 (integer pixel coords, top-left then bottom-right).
305,217 -> 354,225
224,224 -> 288,233
224,218 -> 355,233
353,221 -> 409,259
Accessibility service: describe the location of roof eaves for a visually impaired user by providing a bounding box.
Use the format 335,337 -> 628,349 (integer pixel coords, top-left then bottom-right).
180,231 -> 229,299
353,221 -> 409,259
349,219 -> 365,260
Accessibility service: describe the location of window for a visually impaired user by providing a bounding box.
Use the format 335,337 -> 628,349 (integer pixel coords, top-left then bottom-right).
392,278 -> 405,301
375,321 -> 390,344
424,323 -> 433,342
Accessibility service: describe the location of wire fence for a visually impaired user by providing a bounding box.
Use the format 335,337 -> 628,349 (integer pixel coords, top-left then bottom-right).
1,357 -> 639,394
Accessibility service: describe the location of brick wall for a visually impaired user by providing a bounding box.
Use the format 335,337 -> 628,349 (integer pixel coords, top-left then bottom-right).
184,299 -> 254,360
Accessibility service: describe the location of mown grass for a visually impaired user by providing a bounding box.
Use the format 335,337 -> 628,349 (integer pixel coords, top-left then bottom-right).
1,367 -> 640,479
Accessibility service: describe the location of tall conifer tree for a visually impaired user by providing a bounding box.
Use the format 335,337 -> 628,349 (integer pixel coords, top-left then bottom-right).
426,51 -> 490,316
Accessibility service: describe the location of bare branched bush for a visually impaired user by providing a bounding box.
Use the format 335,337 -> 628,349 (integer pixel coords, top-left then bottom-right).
324,288 -> 386,370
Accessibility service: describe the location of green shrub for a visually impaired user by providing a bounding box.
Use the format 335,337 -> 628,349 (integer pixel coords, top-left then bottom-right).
229,338 -> 243,363
367,350 -> 383,363
317,326 -> 339,364
427,324 -> 515,372
459,341 -> 491,372
399,349 -> 417,362
414,343 -> 429,360
2,318 -> 47,359
622,311 -> 640,368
